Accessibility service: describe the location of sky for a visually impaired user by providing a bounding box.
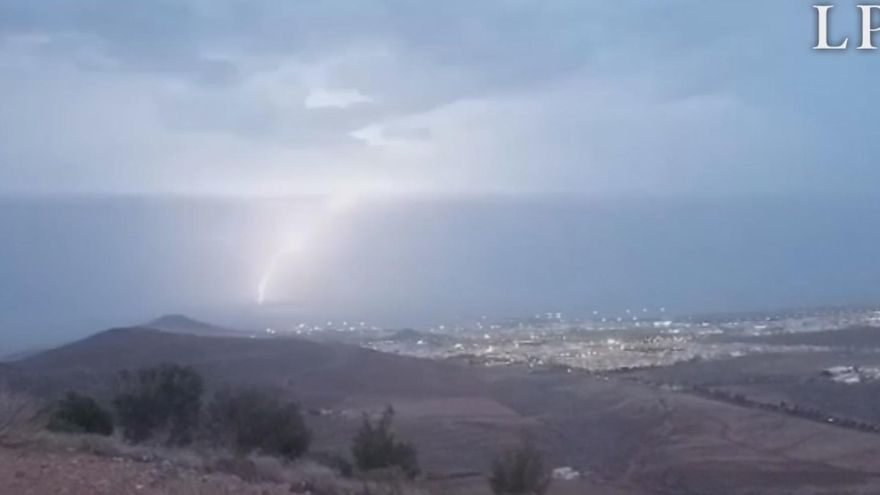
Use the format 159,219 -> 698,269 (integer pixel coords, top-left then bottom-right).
0,0 -> 878,196
2,1 -> 880,351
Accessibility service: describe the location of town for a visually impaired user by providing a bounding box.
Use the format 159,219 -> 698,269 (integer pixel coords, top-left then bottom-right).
270,306 -> 880,373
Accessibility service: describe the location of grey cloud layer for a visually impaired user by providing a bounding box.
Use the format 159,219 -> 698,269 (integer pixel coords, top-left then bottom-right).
0,0 -> 875,194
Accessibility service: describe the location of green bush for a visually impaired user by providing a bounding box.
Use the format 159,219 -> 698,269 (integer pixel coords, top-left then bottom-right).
206,387 -> 310,460
489,439 -> 550,495
113,364 -> 203,445
47,392 -> 114,436
351,406 -> 419,479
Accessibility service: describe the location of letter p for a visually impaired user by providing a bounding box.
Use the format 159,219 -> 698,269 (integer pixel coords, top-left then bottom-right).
859,5 -> 880,49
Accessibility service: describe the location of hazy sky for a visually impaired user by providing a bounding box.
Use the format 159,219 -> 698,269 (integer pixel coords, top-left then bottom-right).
2,2 -> 880,351
0,1 -> 877,196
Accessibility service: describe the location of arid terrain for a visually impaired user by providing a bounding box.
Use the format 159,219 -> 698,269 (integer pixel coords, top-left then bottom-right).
629,326 -> 880,428
5,319 -> 880,494
0,444 -> 297,495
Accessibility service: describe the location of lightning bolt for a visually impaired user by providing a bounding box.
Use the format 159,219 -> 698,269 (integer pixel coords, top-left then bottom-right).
256,192 -> 359,306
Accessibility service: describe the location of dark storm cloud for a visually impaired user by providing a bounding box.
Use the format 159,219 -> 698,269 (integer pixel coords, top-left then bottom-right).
0,0 -> 876,194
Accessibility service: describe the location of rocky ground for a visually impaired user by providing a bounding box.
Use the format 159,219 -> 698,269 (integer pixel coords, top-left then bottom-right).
0,445 -> 298,495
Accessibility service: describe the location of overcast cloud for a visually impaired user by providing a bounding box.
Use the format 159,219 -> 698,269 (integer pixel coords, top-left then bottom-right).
1,1 -> 875,196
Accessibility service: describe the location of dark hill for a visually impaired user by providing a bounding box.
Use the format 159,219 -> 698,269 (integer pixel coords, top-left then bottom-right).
146,314 -> 253,337
12,326 -> 486,404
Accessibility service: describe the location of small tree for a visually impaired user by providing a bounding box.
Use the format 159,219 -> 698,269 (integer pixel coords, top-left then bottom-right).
206,387 -> 310,460
351,406 -> 419,479
113,364 -> 203,445
47,392 -> 113,436
489,439 -> 550,495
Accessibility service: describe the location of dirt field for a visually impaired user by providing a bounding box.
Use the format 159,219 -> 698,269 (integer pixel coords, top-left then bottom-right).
627,349 -> 880,425
300,369 -> 880,494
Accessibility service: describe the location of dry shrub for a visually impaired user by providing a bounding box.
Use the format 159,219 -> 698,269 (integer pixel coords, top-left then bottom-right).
0,386 -> 39,441
212,457 -> 263,482
163,477 -> 257,495
352,479 -> 432,495
290,462 -> 429,495
249,455 -> 290,482
114,364 -> 204,446
211,455 -> 325,484
28,429 -> 207,473
206,387 -> 310,460
49,431 -> 123,457
489,438 -> 550,495
352,406 -> 419,479
47,392 -> 114,435
207,456 -> 427,495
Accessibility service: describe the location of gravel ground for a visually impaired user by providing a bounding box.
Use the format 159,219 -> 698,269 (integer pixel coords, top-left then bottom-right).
0,446 -> 296,495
